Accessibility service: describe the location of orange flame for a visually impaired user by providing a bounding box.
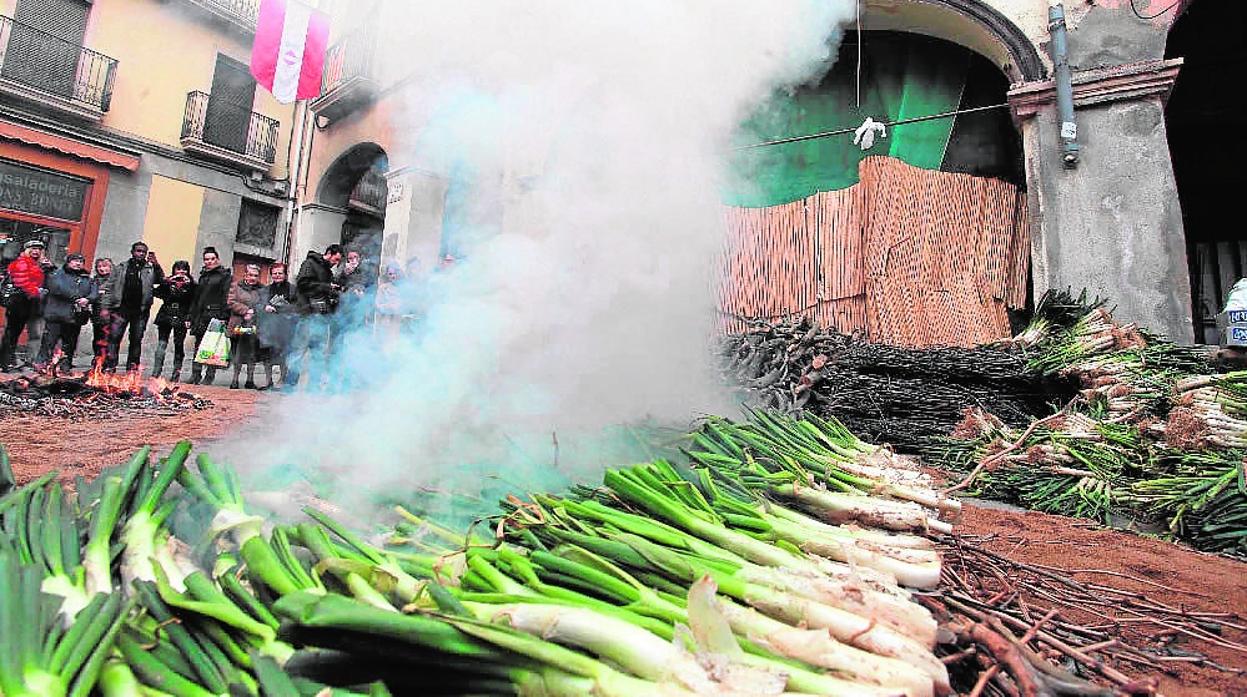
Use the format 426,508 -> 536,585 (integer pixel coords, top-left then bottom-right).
84,356 -> 177,398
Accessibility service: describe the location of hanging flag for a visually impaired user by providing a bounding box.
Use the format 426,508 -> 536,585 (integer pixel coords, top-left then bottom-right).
251,0 -> 330,103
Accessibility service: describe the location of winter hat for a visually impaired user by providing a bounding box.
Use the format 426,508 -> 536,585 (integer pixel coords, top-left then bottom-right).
66,252 -> 85,263
23,239 -> 45,249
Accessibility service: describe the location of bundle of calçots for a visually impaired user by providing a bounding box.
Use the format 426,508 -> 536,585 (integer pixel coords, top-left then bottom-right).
0,409 -> 962,697
939,408 -> 1152,525
937,294 -> 1247,556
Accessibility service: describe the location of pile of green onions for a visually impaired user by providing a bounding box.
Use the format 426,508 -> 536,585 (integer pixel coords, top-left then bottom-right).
0,408 -> 961,695
1171,372 -> 1247,449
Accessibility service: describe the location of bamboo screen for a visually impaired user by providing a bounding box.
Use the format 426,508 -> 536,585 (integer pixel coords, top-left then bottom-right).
719,157 -> 1030,348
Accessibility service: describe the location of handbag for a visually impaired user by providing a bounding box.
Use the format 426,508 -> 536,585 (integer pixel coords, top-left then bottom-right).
194,318 -> 232,367
308,297 -> 332,315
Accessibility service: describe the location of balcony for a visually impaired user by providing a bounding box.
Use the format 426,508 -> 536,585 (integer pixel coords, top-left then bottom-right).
348,170 -> 387,216
179,0 -> 258,35
310,28 -> 377,123
0,15 -> 117,121
180,91 -> 279,171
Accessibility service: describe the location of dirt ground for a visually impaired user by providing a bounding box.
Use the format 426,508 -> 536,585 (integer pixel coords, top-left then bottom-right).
2,380 -> 267,487
955,503 -> 1247,696
3,385 -> 1245,695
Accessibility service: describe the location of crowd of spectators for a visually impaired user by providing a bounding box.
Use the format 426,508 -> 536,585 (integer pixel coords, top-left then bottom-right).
0,239 -> 426,392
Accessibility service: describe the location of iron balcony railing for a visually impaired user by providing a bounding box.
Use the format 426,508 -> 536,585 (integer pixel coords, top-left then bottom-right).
348,170 -> 387,213
181,91 -> 279,165
321,26 -> 376,95
0,14 -> 117,113
181,0 -> 259,31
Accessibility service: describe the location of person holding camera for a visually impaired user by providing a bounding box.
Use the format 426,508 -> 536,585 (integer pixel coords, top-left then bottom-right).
34,252 -> 96,374
150,260 -> 197,382
284,244 -> 342,392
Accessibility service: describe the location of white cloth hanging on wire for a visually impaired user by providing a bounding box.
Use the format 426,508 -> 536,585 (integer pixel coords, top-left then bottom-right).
853,117 -> 888,151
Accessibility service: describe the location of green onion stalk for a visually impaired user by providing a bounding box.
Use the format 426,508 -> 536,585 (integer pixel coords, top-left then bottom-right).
150,563 -> 294,665
602,462 -> 944,589
179,455 -> 323,598
83,447 -> 152,598
458,543 -> 937,697
0,444 -> 13,499
486,493 -> 948,692
459,551 -> 876,696
692,411 -> 960,519
0,547 -> 131,697
1131,452 -> 1247,555
660,459 -> 942,587
119,442 -> 197,592
272,590 -> 699,697
598,530 -> 951,693
394,481 -> 947,694
0,477 -> 93,623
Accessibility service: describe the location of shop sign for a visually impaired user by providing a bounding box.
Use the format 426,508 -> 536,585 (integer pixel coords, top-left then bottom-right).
0,160 -> 88,222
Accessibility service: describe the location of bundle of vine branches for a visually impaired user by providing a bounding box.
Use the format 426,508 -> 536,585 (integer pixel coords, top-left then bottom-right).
718,319 -> 1066,455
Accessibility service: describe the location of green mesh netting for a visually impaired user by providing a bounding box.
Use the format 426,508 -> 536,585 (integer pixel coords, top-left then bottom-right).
726,33 -> 970,207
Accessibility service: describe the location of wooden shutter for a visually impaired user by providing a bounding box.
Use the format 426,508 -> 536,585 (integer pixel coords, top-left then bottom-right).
204,54 -> 257,154
4,0 -> 90,98
14,0 -> 89,41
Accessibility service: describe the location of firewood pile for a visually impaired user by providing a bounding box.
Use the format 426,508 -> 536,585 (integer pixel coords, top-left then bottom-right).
717,318 -> 1071,455
0,373 -> 212,420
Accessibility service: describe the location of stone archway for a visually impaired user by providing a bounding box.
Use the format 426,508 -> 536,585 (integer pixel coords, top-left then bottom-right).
315,142 -> 388,209
300,142 -> 388,275
862,0 -> 1045,83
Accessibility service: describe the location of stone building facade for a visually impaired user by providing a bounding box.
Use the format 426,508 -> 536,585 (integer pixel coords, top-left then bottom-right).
297,0 -> 1215,343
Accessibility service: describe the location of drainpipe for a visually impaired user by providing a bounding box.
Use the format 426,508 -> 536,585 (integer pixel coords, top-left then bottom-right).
1048,0 -> 1080,167
283,101 -> 313,266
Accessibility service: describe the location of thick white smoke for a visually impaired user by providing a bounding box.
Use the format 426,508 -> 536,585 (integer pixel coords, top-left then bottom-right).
234,1 -> 855,511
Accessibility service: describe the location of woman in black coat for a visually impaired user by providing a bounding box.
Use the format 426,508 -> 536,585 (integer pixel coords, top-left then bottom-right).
36,253 -> 96,373
188,247 -> 232,386
150,260 -> 196,381
256,262 -> 298,389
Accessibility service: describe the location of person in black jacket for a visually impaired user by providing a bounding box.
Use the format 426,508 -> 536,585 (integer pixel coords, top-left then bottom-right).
188,247 -> 233,386
150,260 -> 196,382
101,242 -> 163,373
34,253 -> 96,374
284,244 -> 342,392
256,262 -> 297,389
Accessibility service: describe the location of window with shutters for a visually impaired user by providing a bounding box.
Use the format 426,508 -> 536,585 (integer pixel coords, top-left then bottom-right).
236,200 -> 280,249
3,0 -> 90,99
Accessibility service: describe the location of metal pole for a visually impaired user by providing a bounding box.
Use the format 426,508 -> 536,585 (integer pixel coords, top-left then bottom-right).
1049,1 -> 1081,167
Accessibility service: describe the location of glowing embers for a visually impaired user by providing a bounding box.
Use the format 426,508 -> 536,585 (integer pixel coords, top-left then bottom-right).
0,357 -> 212,420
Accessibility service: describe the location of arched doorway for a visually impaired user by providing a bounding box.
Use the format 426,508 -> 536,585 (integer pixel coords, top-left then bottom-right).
1165,1 -> 1247,343
315,142 -> 388,281
722,29 -> 1030,347
862,0 -> 1045,83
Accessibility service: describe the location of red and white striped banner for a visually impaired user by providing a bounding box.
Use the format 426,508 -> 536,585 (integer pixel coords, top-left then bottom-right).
250,0 -> 330,103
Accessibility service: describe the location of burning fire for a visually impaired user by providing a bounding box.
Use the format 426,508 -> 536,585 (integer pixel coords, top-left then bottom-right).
84,356 -> 175,397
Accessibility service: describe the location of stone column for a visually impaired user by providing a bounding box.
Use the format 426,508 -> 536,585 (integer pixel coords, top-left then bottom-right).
1011,59 -> 1194,343
294,204 -> 347,264
381,168 -> 449,275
